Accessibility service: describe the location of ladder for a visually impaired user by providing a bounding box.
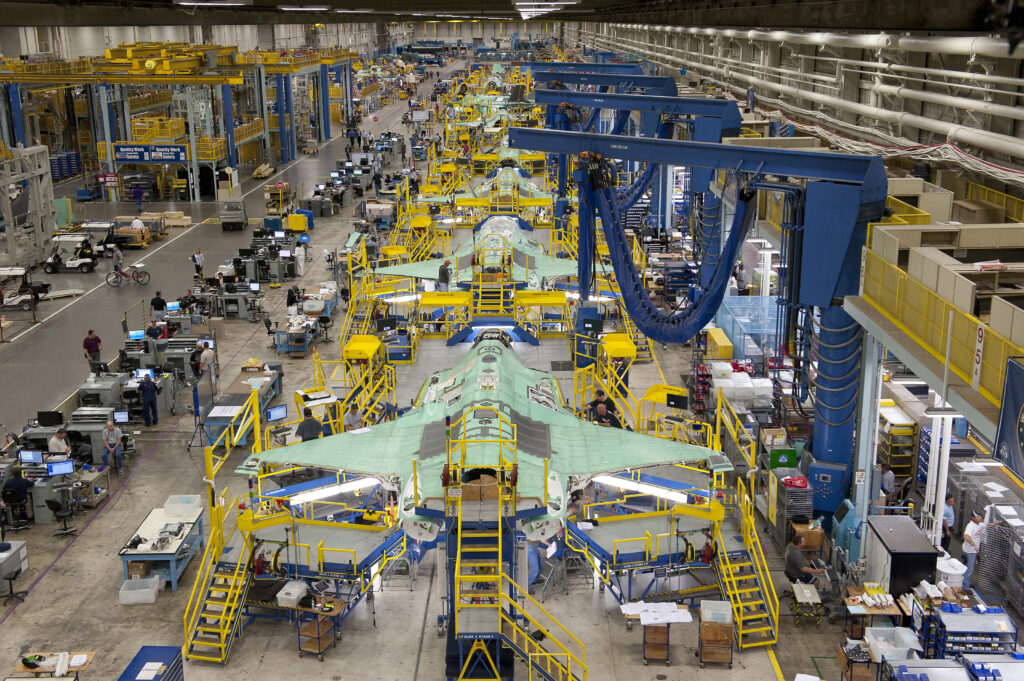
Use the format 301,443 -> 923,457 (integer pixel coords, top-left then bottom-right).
183,548 -> 252,663
715,479 -> 779,648
472,282 -> 513,317
617,302 -> 654,363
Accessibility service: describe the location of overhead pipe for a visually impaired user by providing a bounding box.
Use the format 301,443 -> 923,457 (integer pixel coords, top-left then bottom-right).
868,81 -> 1024,122
610,23 -> 1024,59
587,31 -> 1024,161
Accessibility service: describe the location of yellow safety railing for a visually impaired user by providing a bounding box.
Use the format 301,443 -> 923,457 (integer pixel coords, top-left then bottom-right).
203,388 -> 262,506
233,118 -> 264,144
6,57 -> 92,75
499,573 -> 587,680
129,90 -> 173,111
861,247 -> 1021,407
715,388 -> 756,468
967,181 -> 1023,222
736,477 -> 779,647
447,406 -> 518,470
197,137 -> 227,161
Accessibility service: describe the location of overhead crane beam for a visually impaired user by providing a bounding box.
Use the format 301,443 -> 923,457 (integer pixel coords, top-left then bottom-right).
532,71 -> 677,96
0,72 -> 245,85
524,61 -> 645,75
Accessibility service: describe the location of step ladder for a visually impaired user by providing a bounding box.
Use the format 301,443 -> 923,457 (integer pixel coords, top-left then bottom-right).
715,536 -> 778,649
617,302 -> 653,363
184,560 -> 253,663
472,282 -> 512,317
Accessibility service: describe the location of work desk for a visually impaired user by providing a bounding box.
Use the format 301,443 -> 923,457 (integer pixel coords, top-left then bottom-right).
204,366 -> 282,444
118,507 -> 205,592
845,586 -> 902,636
12,650 -> 95,678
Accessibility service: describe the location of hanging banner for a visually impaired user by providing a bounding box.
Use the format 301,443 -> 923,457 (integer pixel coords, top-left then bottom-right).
994,356 -> 1024,477
113,144 -> 188,163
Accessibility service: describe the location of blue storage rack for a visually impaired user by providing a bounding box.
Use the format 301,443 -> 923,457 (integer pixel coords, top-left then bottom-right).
117,646 -> 183,681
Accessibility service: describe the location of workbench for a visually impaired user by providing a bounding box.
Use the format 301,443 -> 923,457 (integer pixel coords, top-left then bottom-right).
295,596 -> 348,661
118,507 -> 205,592
845,586 -> 902,637
275,319 -> 319,357
203,365 -> 282,444
11,650 -> 94,678
791,582 -> 822,628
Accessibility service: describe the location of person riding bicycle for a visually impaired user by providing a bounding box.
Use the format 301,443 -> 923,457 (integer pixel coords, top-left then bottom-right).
110,245 -> 124,274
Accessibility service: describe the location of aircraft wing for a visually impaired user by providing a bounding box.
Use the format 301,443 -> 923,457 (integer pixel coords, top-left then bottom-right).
240,416 -> 424,479
369,258 -> 446,280
533,251 -> 578,280
547,417 -> 723,477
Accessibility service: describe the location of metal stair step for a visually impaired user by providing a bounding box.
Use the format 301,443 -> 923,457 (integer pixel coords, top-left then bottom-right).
199,608 -> 231,619
196,625 -> 228,635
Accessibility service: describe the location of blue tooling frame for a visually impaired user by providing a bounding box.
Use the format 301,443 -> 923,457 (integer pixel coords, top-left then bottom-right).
532,71 -> 678,96
508,126 -> 887,515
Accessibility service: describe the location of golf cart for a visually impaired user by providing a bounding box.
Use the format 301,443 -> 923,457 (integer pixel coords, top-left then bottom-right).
220,201 -> 247,231
44,234 -> 98,273
76,220 -> 145,251
0,267 -> 50,311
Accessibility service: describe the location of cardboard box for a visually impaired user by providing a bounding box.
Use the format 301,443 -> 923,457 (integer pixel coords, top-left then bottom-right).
761,427 -> 788,449
791,522 -> 825,549
837,643 -> 874,681
699,621 -> 733,645
127,561 -> 149,580
951,199 -> 1005,224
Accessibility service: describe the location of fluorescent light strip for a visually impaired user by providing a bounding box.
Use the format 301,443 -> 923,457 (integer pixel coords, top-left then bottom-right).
593,474 -> 691,505
289,477 -> 378,504
175,0 -> 252,5
280,5 -> 329,10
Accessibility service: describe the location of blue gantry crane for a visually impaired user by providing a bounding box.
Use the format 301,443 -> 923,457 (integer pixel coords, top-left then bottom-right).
508,126 -> 888,517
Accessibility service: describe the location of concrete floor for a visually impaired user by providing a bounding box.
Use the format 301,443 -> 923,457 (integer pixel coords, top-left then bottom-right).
0,58 -> 856,680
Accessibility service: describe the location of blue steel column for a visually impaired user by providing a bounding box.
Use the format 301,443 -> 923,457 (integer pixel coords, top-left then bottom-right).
319,63 -> 331,141
222,84 -> 236,168
811,305 -> 861,495
574,167 -> 594,300
346,61 -> 354,119
8,84 -> 24,146
275,74 -> 287,164
333,65 -> 344,122
285,74 -> 296,160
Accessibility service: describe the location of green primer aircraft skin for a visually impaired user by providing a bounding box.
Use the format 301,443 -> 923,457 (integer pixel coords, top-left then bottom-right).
368,214 -> 576,287
241,333 -> 722,541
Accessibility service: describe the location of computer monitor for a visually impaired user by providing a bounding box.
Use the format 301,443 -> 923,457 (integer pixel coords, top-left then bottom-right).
165,301 -> 180,312
274,231 -> 285,239
89,360 -> 109,374
113,410 -> 130,424
37,411 -> 63,427
19,450 -> 43,464
299,234 -> 310,243
47,460 -> 75,476
128,329 -> 146,340
202,340 -> 215,351
238,248 -> 255,258
205,277 -> 222,288
279,249 -> 291,258
249,282 -> 261,292
330,171 -> 339,179
222,275 -> 237,284
135,368 -> 154,380
581,317 -> 603,334
665,392 -> 688,410
376,317 -> 398,333
353,169 -> 363,176
266,404 -> 288,422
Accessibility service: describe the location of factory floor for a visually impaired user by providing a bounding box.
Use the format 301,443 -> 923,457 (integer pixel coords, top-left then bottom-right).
0,59 -> 854,681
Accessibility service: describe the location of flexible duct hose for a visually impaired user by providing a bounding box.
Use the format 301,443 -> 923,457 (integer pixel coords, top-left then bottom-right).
590,178 -> 757,342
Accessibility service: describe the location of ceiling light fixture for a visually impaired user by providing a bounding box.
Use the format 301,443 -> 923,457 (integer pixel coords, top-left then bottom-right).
174,0 -> 252,6
279,5 -> 329,10
289,477 -> 379,504
592,474 -> 692,506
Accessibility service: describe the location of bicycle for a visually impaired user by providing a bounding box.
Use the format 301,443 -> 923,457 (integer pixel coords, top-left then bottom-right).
105,263 -> 151,287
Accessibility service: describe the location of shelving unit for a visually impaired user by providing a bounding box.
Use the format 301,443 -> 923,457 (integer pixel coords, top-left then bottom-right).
297,611 -> 338,661
916,426 -> 978,486
920,609 -> 1018,659
642,623 -> 670,665
878,403 -> 916,479
696,619 -> 733,669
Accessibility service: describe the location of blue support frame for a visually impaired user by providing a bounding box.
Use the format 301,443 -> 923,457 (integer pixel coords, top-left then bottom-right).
275,73 -> 288,164
285,74 -> 296,161
7,84 -> 23,146
524,60 -> 644,75
319,63 -> 331,141
221,84 -> 236,168
532,71 -> 677,96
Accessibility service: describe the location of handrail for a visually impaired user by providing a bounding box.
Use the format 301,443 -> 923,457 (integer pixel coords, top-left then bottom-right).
737,477 -> 779,641
203,388 -> 262,507
715,388 -> 756,468
499,572 -> 587,679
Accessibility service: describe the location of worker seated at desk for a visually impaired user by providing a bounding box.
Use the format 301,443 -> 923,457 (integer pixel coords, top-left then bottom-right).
49,428 -> 91,463
343,403 -> 365,431
784,535 -> 826,588
2,467 -> 34,520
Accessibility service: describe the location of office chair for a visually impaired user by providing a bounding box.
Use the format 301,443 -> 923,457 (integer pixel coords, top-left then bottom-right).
1,565 -> 27,605
319,315 -> 334,343
1,490 -> 29,532
122,388 -> 142,420
264,317 -> 279,348
44,500 -> 77,537
256,259 -> 269,282
232,257 -> 244,276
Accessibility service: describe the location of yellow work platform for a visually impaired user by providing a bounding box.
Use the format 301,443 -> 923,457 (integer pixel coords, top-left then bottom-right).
419,291 -> 473,307
343,335 -> 382,361
601,332 -> 637,360
514,290 -> 568,306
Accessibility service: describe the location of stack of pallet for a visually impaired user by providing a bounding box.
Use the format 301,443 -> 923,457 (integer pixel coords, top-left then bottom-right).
162,211 -> 192,228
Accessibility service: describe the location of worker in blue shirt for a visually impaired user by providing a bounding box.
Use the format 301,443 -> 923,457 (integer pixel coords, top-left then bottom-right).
2,468 -> 34,536
139,374 -> 159,427
145,320 -> 162,340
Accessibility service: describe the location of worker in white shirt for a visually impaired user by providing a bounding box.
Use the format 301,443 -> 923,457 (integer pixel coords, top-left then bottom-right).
48,428 -> 72,455
199,342 -> 217,376
130,216 -> 146,233
342,402 -> 364,431
962,509 -> 987,591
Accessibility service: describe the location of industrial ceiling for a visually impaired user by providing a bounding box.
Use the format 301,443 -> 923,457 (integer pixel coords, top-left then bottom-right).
0,0 -> 995,31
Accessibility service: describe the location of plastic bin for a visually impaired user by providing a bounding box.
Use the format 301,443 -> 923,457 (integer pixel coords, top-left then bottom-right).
119,576 -> 163,605
277,579 -> 308,609
700,600 -> 733,624
937,557 -> 967,587
164,494 -> 202,518
864,627 -> 922,661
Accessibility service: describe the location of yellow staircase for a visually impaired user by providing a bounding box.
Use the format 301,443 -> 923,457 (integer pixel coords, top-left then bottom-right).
183,494 -> 253,664
715,479 -> 778,649
472,282 -> 514,317
617,302 -> 654,363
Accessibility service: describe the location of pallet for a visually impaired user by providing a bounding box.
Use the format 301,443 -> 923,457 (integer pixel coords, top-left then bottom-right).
165,217 -> 192,228
41,289 -> 85,301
